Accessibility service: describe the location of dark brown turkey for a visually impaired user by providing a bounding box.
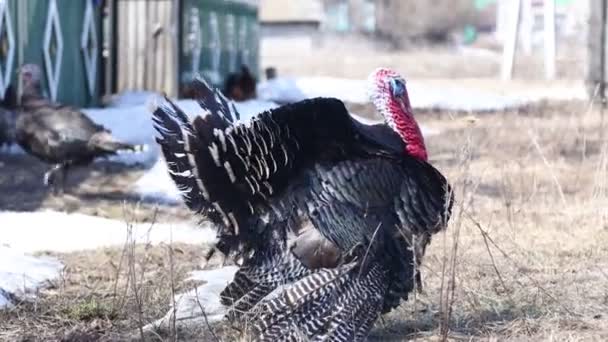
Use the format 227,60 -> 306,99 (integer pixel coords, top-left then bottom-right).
152,67 -> 453,341
15,64 -> 144,193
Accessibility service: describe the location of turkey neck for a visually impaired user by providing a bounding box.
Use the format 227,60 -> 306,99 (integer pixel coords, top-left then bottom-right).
20,82 -> 49,111
386,96 -> 428,161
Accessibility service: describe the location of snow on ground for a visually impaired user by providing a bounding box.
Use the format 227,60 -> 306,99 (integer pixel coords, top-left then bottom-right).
0,246 -> 63,308
134,157 -> 183,204
0,289 -> 10,308
145,266 -> 239,332
258,76 -> 588,111
0,210 -> 215,253
0,210 -> 217,308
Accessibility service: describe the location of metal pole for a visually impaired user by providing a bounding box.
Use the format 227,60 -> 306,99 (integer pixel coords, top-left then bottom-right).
543,0 -> 556,79
600,0 -> 607,104
501,0 -> 521,80
172,0 -> 182,98
16,0 -> 27,105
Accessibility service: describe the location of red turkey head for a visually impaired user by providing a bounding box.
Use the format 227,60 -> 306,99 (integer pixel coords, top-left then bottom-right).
367,67 -> 427,161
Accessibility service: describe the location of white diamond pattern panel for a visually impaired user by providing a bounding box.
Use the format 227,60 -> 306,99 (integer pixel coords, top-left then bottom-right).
188,7 -> 202,75
250,21 -> 259,69
238,16 -> 248,67
81,0 -> 98,96
0,0 -> 14,98
225,14 -> 236,72
43,0 -> 63,101
206,11 -> 221,84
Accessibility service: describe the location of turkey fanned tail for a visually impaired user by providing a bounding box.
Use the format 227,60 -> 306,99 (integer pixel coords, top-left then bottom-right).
152,81 -> 358,255
251,261 -> 387,342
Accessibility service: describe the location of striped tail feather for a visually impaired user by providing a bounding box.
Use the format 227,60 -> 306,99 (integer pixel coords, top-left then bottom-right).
250,261 -> 389,342
189,77 -> 240,137
152,87 -> 358,257
221,250 -> 313,321
152,98 -> 207,214
152,94 -> 256,252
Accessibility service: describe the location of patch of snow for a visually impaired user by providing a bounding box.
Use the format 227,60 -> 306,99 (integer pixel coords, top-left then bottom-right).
409,85 -> 523,111
145,266 -> 238,332
104,90 -> 157,108
0,246 -> 63,308
0,210 -> 216,253
258,76 -> 587,111
257,77 -> 308,104
0,209 -> 220,308
0,289 -> 10,308
134,157 -> 183,204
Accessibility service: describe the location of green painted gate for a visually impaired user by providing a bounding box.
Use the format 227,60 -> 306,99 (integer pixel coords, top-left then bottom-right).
0,0 -> 258,104
179,0 -> 259,89
0,0 -> 102,107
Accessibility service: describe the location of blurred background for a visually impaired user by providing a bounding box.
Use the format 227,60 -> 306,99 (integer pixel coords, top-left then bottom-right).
2,1 -> 608,341
0,0 -> 593,107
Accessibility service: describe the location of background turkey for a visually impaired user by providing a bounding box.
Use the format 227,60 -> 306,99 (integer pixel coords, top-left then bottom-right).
152,67 -> 453,341
222,65 -> 257,101
14,64 -> 145,194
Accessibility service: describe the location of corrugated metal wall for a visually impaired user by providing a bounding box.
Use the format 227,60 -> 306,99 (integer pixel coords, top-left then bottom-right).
1,0 -> 103,107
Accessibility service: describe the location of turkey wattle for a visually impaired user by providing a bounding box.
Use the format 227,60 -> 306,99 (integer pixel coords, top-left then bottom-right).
15,64 -> 145,194
152,67 -> 453,341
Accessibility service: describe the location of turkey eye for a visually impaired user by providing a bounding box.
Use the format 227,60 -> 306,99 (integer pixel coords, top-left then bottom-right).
390,79 -> 405,97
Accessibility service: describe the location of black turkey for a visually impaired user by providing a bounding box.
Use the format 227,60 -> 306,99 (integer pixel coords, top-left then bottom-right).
15,64 -> 145,193
152,67 -> 453,341
223,65 -> 257,101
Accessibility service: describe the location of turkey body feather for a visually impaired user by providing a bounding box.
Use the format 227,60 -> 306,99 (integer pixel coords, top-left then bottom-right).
14,64 -> 145,193
152,78 -> 453,341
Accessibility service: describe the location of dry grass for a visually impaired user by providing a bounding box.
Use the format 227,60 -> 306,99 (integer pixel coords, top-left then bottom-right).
369,100 -> 608,340
2,101 -> 608,341
0,209 -> 214,341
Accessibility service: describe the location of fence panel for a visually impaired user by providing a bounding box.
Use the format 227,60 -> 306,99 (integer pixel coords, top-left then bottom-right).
114,0 -> 176,96
1,0 -> 103,107
180,0 -> 259,89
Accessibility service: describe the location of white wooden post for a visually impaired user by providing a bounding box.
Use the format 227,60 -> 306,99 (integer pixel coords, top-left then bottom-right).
543,0 -> 556,79
501,0 -> 521,80
520,0 -> 533,55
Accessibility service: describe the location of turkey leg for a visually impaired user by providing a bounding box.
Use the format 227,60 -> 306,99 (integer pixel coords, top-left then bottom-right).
59,163 -> 70,194
43,164 -> 62,187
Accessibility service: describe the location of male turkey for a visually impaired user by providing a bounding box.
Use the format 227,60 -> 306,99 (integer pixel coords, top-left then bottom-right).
15,64 -> 144,193
152,67 -> 453,341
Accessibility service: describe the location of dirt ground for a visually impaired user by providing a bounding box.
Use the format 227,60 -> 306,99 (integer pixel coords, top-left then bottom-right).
0,154 -> 191,222
2,100 -> 608,341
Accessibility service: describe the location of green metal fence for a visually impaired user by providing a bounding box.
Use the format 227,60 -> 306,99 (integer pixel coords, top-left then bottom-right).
0,0 -> 258,105
179,0 -> 259,88
1,0 -> 102,107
